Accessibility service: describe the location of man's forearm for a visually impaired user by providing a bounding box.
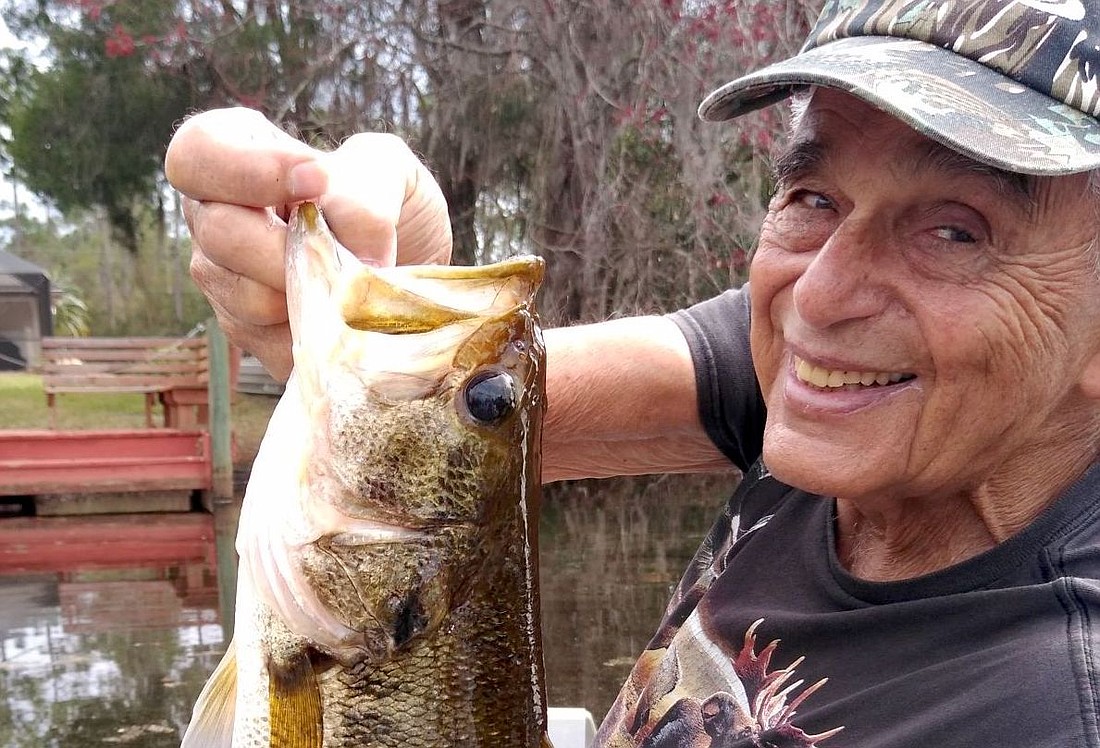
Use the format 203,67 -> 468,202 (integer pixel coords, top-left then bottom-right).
541,316 -> 734,483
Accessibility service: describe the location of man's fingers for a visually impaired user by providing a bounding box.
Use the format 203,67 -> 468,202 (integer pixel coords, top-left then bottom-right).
190,247 -> 289,328
240,325 -> 294,383
312,134 -> 407,264
185,199 -> 288,292
166,108 -> 326,206
396,164 -> 454,265
315,134 -> 450,266
206,294 -> 294,383
170,115 -> 451,267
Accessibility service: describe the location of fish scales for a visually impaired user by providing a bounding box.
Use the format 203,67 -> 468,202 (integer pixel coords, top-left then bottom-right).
317,554 -> 542,745
182,202 -> 551,748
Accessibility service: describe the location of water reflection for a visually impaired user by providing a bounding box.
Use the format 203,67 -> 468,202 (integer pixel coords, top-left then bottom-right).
0,515 -> 225,747
540,474 -> 732,722
0,473 -> 734,742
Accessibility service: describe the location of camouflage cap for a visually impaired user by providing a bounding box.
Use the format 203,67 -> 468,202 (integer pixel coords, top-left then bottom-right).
698,0 -> 1100,175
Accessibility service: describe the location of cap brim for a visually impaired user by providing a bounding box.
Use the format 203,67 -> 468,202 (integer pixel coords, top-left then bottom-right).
699,36 -> 1100,177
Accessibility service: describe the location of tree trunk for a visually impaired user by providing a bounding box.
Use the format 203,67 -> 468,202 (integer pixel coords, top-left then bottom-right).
100,216 -> 118,330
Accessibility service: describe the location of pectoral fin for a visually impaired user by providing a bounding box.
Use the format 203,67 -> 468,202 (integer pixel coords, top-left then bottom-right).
181,639 -> 238,748
268,650 -> 324,748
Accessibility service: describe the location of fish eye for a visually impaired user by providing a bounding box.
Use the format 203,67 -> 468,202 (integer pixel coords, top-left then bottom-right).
463,371 -> 516,424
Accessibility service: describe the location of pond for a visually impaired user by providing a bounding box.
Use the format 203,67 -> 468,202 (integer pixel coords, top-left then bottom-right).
0,473 -> 734,746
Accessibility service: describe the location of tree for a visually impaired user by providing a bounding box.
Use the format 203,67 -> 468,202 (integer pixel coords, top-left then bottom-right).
418,0 -> 817,322
0,49 -> 32,225
3,0 -> 195,253
1,0 -> 822,334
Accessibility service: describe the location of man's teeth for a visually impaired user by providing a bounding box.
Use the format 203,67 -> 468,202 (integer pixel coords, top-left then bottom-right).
794,356 -> 911,389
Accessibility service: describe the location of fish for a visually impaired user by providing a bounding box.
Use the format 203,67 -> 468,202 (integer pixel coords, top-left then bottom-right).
181,202 -> 551,747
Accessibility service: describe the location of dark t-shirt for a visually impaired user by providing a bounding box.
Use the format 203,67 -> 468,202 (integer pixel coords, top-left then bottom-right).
664,287 -> 765,473
592,287 -> 1100,747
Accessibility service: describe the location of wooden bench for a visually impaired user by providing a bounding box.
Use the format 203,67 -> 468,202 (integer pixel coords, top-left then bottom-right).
41,337 -> 210,429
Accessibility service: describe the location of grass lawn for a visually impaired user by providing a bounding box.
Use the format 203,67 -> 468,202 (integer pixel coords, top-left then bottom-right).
0,372 -> 278,465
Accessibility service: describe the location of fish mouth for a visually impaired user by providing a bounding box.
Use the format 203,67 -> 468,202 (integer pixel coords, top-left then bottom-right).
287,202 -> 544,337
285,202 -> 545,397
792,355 -> 916,390
337,256 -> 544,335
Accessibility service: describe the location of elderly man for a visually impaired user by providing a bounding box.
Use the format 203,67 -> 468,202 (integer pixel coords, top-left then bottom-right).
167,0 -> 1100,745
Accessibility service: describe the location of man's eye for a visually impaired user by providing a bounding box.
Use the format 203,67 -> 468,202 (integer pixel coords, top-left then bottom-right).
933,226 -> 977,243
796,191 -> 833,210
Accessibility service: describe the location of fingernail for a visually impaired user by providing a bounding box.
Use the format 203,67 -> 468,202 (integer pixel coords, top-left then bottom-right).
287,161 -> 327,199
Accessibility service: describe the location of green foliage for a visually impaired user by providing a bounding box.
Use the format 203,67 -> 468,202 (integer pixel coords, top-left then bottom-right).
3,0 -> 195,252
3,210 -> 211,337
49,274 -> 90,337
0,49 -> 31,177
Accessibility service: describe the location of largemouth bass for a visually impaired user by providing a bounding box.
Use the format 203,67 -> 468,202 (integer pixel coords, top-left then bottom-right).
182,202 -> 551,747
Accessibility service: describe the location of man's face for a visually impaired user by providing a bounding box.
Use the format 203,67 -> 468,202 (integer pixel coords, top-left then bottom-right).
750,89 -> 1100,508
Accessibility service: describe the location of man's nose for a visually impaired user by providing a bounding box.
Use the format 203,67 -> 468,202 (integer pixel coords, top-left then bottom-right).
791,216 -> 891,329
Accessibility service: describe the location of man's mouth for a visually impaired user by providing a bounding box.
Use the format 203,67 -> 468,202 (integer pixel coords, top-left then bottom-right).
793,355 -> 916,390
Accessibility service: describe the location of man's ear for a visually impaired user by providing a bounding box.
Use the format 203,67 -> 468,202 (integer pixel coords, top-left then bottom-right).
1080,350 -> 1100,400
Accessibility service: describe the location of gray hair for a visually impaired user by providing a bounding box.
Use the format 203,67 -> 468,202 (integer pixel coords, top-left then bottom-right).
787,87 -> 813,134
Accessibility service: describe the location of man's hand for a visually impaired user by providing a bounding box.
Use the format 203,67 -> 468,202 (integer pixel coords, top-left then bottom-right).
166,108 -> 725,484
165,107 -> 452,380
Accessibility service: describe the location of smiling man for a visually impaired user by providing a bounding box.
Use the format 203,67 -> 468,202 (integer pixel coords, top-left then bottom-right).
751,89 -> 1100,580
581,2 -> 1100,743
168,0 -> 1100,745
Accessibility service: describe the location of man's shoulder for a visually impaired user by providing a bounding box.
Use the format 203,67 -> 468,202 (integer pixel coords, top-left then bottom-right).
1029,460 -> 1100,576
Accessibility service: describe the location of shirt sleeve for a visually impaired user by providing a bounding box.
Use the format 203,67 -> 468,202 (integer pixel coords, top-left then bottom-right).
667,285 -> 765,473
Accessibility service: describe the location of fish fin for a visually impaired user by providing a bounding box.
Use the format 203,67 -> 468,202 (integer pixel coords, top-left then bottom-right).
268,650 -> 324,748
181,639 -> 238,748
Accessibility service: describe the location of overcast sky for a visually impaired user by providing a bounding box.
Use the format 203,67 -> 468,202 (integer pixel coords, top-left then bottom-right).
1,16 -> 23,221
1,14 -> 54,224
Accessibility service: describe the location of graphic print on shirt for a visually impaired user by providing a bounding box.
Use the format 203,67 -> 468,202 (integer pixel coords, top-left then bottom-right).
595,463 -> 843,747
611,616 -> 840,747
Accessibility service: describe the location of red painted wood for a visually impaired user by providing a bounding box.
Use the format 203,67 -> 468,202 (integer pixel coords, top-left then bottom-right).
0,430 -> 212,495
0,429 -> 208,458
0,514 -> 217,573
42,337 -> 207,350
0,429 -> 208,457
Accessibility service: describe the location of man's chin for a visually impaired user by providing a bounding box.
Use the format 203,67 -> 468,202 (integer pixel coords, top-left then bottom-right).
761,429 -> 886,500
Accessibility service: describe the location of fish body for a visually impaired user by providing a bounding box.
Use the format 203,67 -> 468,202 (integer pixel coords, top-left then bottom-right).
183,203 -> 550,747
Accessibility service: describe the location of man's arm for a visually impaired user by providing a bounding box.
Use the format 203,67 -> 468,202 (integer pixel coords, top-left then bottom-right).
542,316 -> 734,483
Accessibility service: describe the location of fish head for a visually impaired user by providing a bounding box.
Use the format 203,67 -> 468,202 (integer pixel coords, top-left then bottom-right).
287,203 -> 544,528
276,203 -> 545,659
